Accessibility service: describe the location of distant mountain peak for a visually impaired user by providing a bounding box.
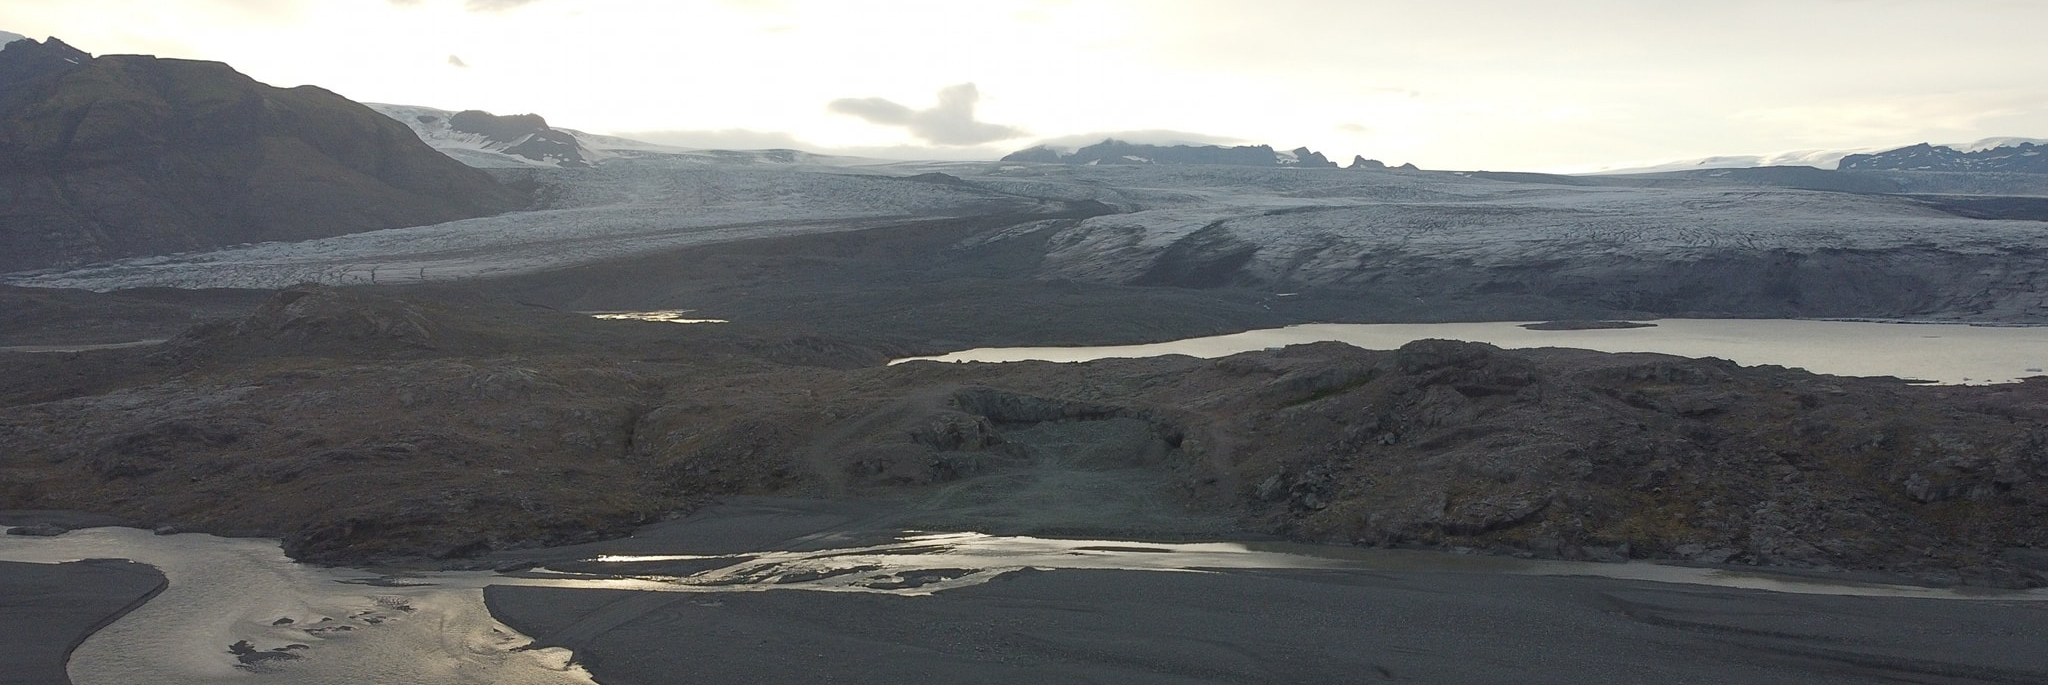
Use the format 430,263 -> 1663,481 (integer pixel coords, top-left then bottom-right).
0,35 -> 93,106
1003,139 -> 1384,169
368,104 -> 606,168
445,109 -> 589,167
1839,140 -> 2048,174
1594,137 -> 2048,175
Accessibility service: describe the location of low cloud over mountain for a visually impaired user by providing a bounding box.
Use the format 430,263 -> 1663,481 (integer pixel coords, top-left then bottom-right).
828,83 -> 1024,146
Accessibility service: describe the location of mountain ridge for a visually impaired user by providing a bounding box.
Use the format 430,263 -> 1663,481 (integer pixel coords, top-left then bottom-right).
1003,139 -> 1411,170
1840,141 -> 2048,174
1596,137 -> 2048,175
0,37 -> 521,272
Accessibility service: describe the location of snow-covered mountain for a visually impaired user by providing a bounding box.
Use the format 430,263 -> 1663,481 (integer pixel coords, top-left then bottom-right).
1840,140 -> 2048,174
1595,138 -> 2048,175
367,103 -> 622,168
1589,149 -> 1879,175
369,103 -> 874,169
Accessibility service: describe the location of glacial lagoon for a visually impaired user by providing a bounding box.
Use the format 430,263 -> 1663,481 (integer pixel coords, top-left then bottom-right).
898,319 -> 2048,385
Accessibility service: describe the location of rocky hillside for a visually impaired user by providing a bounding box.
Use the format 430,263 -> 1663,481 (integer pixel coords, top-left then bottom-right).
2,286 -> 2045,587
1840,141 -> 2048,174
0,38 -> 522,272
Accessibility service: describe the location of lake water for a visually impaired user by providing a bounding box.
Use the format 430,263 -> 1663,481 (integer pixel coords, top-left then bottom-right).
896,319 -> 2048,384
4,524 -> 2044,685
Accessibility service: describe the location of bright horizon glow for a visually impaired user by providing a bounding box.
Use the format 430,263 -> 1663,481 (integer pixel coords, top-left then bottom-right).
4,0 -> 2046,172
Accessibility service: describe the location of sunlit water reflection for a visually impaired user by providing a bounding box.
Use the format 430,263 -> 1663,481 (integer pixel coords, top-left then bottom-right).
894,319 -> 2048,385
5,526 -> 2044,685
585,310 -> 727,324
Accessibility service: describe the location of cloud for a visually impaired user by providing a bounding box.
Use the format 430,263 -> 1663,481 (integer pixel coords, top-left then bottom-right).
827,83 -> 1025,146
1367,87 -> 1425,99
387,0 -> 545,11
614,128 -> 811,150
605,128 -> 1009,161
464,0 -> 544,10
1731,92 -> 2036,144
446,54 -> 468,68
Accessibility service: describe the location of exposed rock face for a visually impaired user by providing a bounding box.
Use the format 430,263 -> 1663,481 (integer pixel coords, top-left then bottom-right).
1001,139 -> 1343,167
1168,341 -> 2048,586
1840,142 -> 2048,174
1347,155 -> 1387,170
445,110 -> 590,167
0,37 -> 86,102
1288,147 -> 1338,168
0,38 -> 521,272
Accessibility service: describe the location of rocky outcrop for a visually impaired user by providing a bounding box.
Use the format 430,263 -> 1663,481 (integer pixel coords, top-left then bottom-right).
1288,147 -> 1337,168
1346,156 -> 1386,170
154,284 -> 452,362
0,36 -> 86,104
1840,142 -> 2048,174
3,287 -> 2047,585
445,110 -> 590,167
1174,341 -> 2048,586
0,38 -> 522,272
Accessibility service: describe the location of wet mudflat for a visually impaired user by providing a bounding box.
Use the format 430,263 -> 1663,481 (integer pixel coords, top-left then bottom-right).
482,498 -> 2048,685
0,559 -> 163,685
490,567 -> 2048,685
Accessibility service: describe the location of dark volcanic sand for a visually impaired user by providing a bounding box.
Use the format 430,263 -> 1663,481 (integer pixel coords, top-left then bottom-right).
489,566 -> 2048,685
482,498 -> 2048,685
442,213 -> 1637,352
0,558 -> 164,685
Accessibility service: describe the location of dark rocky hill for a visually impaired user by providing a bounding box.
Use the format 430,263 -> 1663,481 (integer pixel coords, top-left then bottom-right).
3,286 -> 2046,586
0,38 -> 522,272
1840,141 -> 2048,174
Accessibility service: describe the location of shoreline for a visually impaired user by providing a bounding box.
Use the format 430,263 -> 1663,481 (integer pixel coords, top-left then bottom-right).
9,498 -> 2048,685
0,557 -> 166,685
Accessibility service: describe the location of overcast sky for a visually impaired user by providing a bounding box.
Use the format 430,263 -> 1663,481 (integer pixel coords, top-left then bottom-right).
4,0 -> 2045,171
